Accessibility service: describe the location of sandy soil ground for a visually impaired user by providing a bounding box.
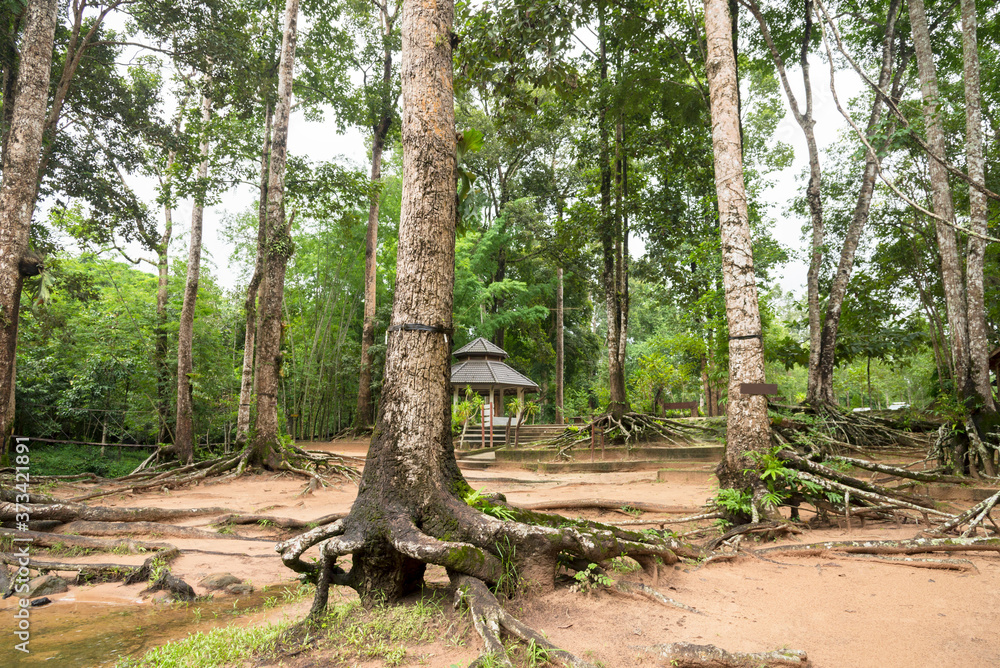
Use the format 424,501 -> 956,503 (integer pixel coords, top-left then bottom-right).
3,439 -> 999,667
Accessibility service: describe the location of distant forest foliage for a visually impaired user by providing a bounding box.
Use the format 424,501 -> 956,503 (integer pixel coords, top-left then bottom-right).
4,0 -> 998,450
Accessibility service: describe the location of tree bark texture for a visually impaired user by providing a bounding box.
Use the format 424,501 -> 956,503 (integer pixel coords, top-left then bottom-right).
908,0 -> 972,402
959,0 -> 995,412
249,0 -> 299,468
814,0 -> 903,403
704,0 -> 771,506
346,0 -> 460,600
174,83 -> 213,466
0,0 -> 58,456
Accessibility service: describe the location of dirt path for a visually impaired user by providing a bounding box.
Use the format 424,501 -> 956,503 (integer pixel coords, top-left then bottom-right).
2,440 -> 998,667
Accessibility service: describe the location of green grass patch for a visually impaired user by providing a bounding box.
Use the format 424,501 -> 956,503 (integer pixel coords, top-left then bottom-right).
114,619 -> 294,668
316,595 -> 464,666
116,591 -> 466,668
26,442 -> 150,478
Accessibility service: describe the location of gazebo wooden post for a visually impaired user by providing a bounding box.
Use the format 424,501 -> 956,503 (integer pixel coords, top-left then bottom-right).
488,387 -> 495,448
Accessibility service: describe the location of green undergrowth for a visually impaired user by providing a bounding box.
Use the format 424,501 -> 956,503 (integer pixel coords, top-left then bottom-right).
25,442 -> 149,477
116,591 -> 469,668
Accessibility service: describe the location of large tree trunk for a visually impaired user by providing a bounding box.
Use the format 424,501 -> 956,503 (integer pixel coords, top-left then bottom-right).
174,82 -> 213,466
908,0 -> 972,402
279,3 -> 697,655
247,0 -> 299,468
346,0 -> 460,600
959,0 -> 995,412
814,0 -> 903,403
0,0 -> 58,459
704,0 -> 771,516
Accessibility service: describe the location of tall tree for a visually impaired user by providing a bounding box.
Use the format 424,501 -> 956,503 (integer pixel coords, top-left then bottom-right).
174,78 -> 213,465
907,0 -> 971,404
355,0 -> 400,431
597,0 -> 629,420
0,0 -> 58,457
246,0 -> 300,469
704,0 -> 771,518
280,7 -> 686,661
959,0 -> 995,412
742,0 -> 825,401
813,0 -> 906,404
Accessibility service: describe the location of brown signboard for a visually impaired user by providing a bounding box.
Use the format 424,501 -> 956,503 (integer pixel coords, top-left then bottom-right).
740,383 -> 778,396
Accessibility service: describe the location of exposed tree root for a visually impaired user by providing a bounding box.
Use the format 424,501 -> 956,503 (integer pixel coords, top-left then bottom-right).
213,511 -> 346,530
0,527 -> 172,553
275,481 -> 706,663
453,573 -> 598,668
0,547 -> 179,584
822,552 -> 978,572
770,402 -> 926,452
636,642 -> 810,667
755,536 -> 1000,558
928,489 -> 1000,537
611,578 -> 702,614
50,520 -> 273,542
706,522 -> 803,551
526,411 -> 717,451
0,500 -> 231,524
518,500 -> 698,514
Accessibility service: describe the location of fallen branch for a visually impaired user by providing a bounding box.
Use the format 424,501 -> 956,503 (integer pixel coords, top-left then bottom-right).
756,536 -> 1000,558
52,520 -> 274,542
826,552 -> 978,572
636,642 -> 809,667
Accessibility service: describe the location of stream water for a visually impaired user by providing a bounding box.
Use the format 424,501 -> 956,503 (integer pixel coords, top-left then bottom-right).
1,584 -> 292,666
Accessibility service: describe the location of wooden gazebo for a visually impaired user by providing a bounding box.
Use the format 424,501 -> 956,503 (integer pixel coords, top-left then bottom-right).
450,337 -> 539,423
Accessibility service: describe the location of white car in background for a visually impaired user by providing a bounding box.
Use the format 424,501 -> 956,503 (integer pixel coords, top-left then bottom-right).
888,402 -> 910,410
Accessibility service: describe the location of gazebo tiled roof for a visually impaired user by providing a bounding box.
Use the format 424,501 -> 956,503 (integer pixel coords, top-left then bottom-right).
451,360 -> 539,390
450,337 -> 538,392
453,337 -> 509,360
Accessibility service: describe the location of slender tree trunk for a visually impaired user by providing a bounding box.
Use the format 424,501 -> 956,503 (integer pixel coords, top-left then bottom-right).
175,81 -> 213,465
704,0 -> 771,516
908,0 -> 972,402
355,117 -> 390,430
815,0 -> 903,403
155,184 -> 174,444
248,0 -> 299,468
555,266 -> 564,424
743,0 -> 823,403
0,0 -> 57,458
597,15 -> 628,420
959,0 -> 995,412
236,104 -> 273,449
